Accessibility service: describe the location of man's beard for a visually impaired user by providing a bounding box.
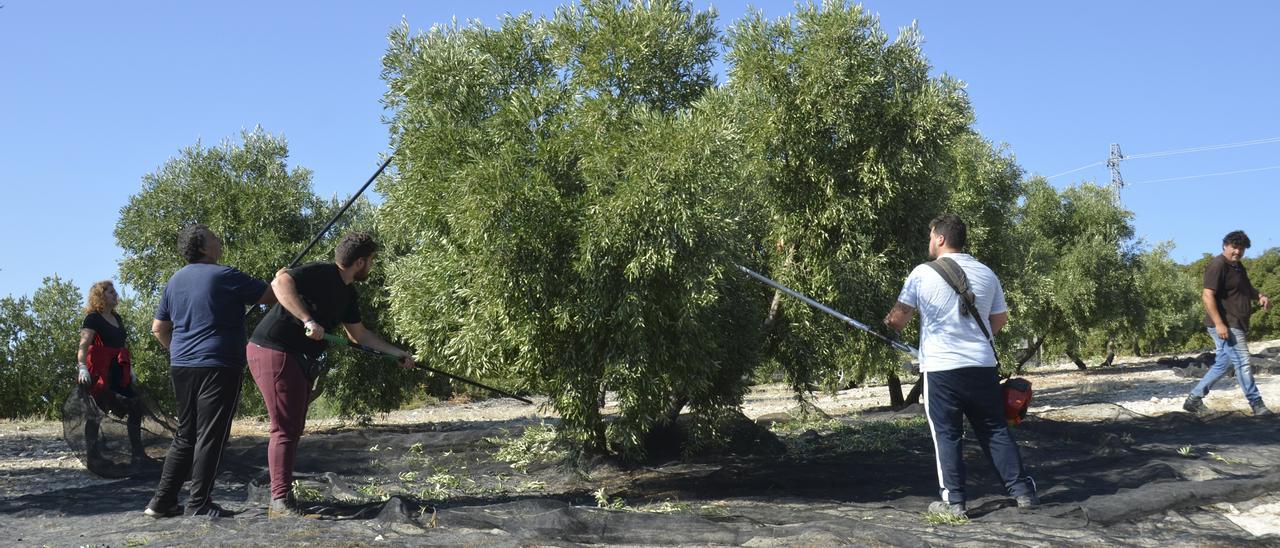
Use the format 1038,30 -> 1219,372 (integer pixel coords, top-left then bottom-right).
355,265 -> 372,281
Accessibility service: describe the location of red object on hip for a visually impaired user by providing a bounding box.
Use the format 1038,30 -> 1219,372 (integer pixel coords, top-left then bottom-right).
86,333 -> 131,396
1002,377 -> 1032,426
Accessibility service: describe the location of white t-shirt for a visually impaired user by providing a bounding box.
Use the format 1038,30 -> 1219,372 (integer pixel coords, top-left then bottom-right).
896,253 -> 1007,372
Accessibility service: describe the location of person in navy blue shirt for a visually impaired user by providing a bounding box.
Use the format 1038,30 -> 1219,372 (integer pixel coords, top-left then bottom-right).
144,224 -> 276,518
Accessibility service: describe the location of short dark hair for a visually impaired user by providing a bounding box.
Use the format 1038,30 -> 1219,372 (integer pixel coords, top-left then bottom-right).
178,224 -> 210,264
929,214 -> 967,250
1223,230 -> 1251,249
335,232 -> 378,267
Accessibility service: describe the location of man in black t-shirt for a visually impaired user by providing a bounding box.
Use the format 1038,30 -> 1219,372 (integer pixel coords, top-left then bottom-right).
1184,230 -> 1273,416
247,232 -> 416,517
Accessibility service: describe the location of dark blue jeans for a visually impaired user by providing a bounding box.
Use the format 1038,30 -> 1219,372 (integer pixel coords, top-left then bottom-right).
924,366 -> 1035,504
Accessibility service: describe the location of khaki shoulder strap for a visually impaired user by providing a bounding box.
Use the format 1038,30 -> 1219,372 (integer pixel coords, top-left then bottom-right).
925,257 -> 999,363
925,258 -> 976,317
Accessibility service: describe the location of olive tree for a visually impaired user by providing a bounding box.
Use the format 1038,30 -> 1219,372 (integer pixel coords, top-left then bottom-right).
0,277 -> 83,418
1121,243 -> 1202,356
115,129 -> 417,417
1008,179 -> 1139,371
379,0 -> 764,458
727,3 -> 974,399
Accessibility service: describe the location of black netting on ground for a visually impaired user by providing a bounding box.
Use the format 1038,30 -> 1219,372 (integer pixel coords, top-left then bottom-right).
61,386 -> 175,478
6,398 -> 1280,545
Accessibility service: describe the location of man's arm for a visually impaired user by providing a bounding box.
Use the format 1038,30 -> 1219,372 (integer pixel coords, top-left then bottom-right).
271,270 -> 322,340
883,302 -> 916,332
989,311 -> 1009,334
254,267 -> 286,305
343,322 -> 416,369
256,285 -> 278,306
1203,288 -> 1229,339
151,319 -> 173,351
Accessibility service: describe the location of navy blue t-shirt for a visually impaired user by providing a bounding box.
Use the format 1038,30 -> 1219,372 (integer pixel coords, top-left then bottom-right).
155,263 -> 269,367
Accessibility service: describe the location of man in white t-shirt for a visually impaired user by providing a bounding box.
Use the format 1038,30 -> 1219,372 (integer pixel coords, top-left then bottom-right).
883,214 -> 1038,517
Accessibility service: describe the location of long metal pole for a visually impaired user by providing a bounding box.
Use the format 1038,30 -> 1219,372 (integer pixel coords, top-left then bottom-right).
738,265 -> 918,358
323,334 -> 533,405
288,153 -> 395,268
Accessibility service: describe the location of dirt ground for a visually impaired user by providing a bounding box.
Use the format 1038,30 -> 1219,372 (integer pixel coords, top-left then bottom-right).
3,341 -> 1280,546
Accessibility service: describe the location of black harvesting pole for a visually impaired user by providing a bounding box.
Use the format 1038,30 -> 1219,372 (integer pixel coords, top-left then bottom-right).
288,153 -> 395,268
322,334 -> 533,405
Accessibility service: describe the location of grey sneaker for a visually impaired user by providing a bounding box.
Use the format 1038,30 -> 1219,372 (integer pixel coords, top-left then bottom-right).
1251,400 -> 1274,417
1015,493 -> 1040,509
927,501 -> 966,517
1183,395 -> 1207,414
268,495 -> 305,519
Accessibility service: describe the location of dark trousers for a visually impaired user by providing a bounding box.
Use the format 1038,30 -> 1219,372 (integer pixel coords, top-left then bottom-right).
150,365 -> 242,510
247,343 -> 311,500
924,367 -> 1035,504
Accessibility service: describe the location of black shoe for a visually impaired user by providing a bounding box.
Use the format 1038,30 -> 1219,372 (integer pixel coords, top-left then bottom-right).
1183,395 -> 1207,414
143,502 -> 184,518
188,502 -> 237,518
1015,493 -> 1040,509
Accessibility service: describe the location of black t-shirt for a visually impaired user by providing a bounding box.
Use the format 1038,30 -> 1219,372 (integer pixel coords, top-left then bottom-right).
1203,254 -> 1259,332
82,311 -> 128,348
250,262 -> 361,357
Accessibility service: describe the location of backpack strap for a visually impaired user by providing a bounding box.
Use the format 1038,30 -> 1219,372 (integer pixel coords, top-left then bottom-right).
926,258 -> 977,317
925,257 -> 999,363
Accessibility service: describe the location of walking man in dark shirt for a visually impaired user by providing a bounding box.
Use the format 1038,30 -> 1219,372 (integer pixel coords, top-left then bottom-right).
1184,230 -> 1273,416
146,225 -> 275,517
247,232 -> 415,517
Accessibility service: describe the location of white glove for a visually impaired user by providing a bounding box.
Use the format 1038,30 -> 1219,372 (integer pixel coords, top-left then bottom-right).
77,364 -> 90,385
304,320 -> 325,341
130,369 -> 137,384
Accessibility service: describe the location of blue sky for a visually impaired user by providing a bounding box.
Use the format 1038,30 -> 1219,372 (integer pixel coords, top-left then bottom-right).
2,1 -> 1278,299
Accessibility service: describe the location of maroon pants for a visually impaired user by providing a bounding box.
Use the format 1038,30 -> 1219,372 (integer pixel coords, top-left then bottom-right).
247,343 -> 310,500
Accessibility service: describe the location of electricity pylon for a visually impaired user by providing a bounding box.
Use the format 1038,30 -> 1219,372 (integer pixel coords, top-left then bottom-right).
1107,143 -> 1125,190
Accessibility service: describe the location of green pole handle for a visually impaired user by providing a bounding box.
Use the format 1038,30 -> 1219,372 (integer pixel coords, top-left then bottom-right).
322,333 -> 396,362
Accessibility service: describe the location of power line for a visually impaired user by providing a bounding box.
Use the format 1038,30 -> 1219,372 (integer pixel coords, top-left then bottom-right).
1045,161 -> 1104,180
1127,164 -> 1280,186
1043,136 -> 1280,180
1123,136 -> 1280,160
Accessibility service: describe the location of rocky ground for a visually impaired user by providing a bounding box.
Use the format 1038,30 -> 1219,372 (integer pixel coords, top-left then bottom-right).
3,341 -> 1280,546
